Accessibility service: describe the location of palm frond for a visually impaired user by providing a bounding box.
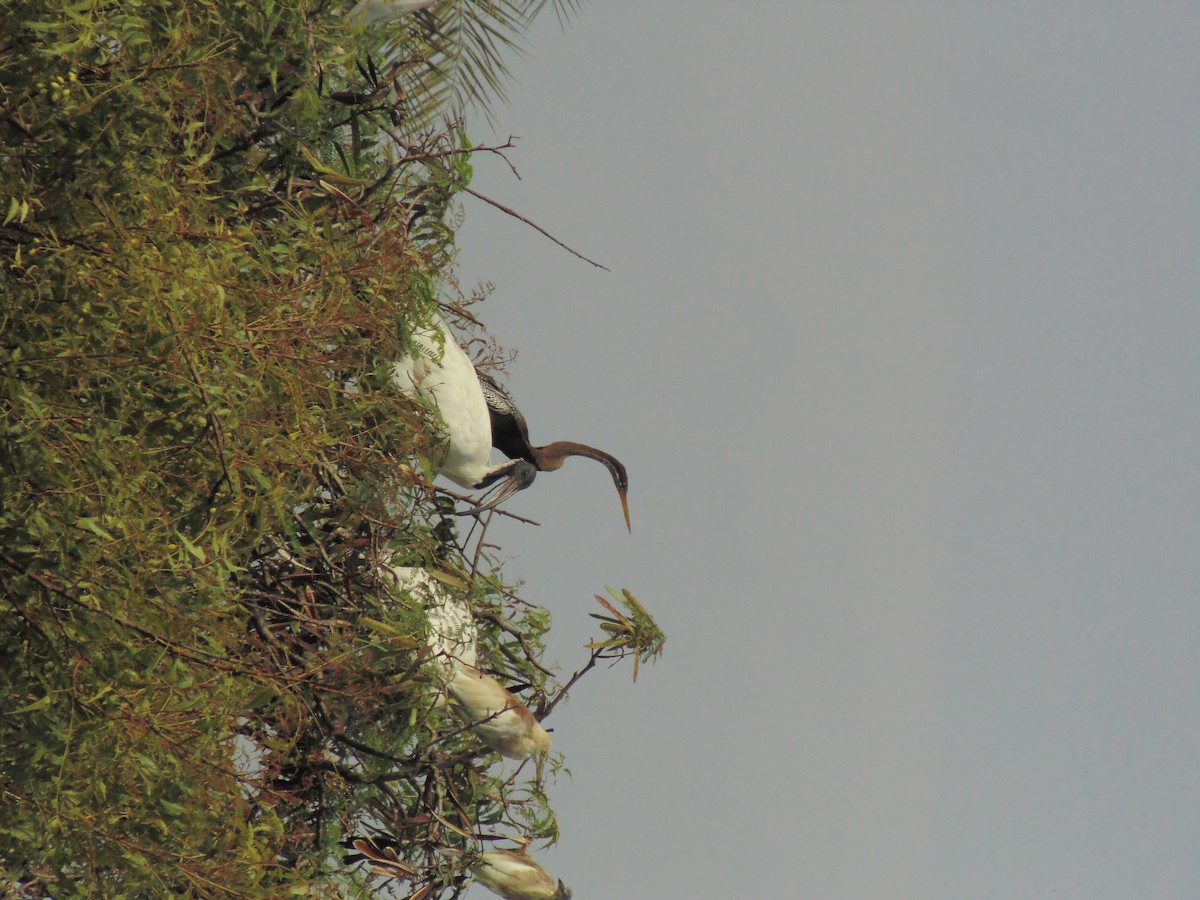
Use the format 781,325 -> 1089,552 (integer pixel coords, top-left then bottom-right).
368,0 -> 586,129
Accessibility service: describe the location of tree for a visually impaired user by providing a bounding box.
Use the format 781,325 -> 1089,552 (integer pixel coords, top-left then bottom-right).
0,1 -> 660,896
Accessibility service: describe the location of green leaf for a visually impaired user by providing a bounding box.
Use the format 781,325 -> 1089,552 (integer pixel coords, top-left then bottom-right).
15,694 -> 53,714
180,535 -> 206,561
74,517 -> 115,540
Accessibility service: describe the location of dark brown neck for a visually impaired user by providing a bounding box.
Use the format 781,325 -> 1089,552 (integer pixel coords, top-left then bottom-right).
532,441 -> 625,483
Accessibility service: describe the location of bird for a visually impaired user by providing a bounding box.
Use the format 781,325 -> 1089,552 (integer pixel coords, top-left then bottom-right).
470,849 -> 572,900
381,565 -> 477,680
393,314 -> 537,515
350,841 -> 569,900
380,565 -> 549,773
477,369 -> 631,531
446,665 -> 550,767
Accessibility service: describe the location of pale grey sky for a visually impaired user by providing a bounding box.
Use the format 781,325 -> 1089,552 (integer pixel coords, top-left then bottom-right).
449,4 -> 1200,898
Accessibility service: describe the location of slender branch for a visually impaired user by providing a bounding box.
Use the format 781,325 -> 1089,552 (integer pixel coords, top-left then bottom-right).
463,187 -> 610,271
436,486 -> 541,526
470,512 -> 493,578
538,648 -> 604,719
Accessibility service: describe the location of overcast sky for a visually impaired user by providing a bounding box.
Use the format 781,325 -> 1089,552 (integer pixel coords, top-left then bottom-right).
445,4 -> 1200,898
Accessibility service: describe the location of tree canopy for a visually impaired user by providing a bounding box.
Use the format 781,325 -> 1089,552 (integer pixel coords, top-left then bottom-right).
0,1 -> 660,896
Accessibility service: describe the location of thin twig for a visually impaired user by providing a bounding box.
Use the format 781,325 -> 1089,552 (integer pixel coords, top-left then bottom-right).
435,486 -> 541,527
463,187 -> 610,271
537,649 -> 603,719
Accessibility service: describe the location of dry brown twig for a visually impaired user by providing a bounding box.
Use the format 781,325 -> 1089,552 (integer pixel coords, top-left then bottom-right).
463,186 -> 610,271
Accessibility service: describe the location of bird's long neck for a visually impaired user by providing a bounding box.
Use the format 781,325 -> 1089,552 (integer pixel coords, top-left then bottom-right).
532,441 -> 618,475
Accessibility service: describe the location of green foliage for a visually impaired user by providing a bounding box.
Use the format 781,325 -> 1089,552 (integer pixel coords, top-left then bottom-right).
0,1 -> 593,895
587,587 -> 666,682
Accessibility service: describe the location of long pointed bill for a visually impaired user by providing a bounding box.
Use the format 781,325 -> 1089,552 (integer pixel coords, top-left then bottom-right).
619,490 -> 630,532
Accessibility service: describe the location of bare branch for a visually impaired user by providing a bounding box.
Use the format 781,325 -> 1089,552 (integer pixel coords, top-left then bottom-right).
463,187 -> 610,271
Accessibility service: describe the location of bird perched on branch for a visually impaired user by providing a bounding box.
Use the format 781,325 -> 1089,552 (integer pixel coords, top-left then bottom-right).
447,665 -> 550,767
353,843 -> 571,900
376,562 -> 548,773
477,370 -> 631,531
393,314 -> 537,515
470,849 -> 572,900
